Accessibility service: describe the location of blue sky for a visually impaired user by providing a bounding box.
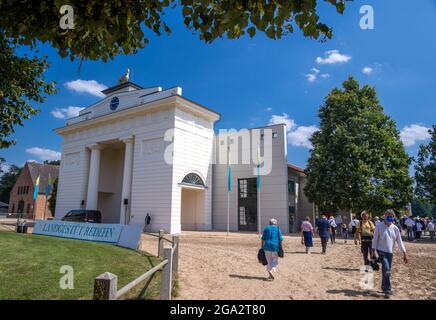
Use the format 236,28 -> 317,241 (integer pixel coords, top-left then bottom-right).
1,0 -> 435,171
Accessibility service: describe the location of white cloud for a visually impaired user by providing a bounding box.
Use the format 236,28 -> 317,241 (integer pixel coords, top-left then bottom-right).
320,73 -> 331,79
316,50 -> 352,65
288,125 -> 319,149
268,113 -> 295,131
311,68 -> 320,74
400,124 -> 431,147
51,106 -> 85,119
268,114 -> 319,149
26,147 -> 61,161
265,107 -> 273,112
362,67 -> 373,75
64,79 -> 107,98
305,73 -> 317,83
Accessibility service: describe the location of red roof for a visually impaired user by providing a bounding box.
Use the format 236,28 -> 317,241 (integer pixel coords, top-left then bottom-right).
287,163 -> 305,174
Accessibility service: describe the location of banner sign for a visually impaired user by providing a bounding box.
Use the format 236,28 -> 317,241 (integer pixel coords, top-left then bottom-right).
33,220 -> 124,243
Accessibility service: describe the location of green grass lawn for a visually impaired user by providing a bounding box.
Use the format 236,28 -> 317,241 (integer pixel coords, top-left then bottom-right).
0,231 -> 163,300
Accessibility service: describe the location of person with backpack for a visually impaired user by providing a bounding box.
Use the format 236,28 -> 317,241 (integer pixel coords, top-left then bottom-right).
328,215 -> 337,244
261,218 -> 284,280
355,211 -> 375,266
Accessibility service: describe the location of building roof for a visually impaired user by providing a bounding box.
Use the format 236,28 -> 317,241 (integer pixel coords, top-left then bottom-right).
287,163 -> 305,174
26,162 -> 60,193
101,81 -> 144,95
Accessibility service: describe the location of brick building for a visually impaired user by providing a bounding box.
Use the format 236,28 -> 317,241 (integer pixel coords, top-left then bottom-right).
8,162 -> 59,220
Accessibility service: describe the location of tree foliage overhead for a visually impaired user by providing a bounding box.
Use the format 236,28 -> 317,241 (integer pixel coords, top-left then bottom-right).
0,0 -> 349,62
414,125 -> 436,204
0,36 -> 57,148
304,77 -> 413,214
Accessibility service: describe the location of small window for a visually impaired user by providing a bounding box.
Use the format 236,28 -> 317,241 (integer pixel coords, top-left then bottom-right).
11,204 -> 15,213
239,180 -> 248,198
289,206 -> 295,214
288,180 -> 295,193
26,186 -> 29,194
26,203 -> 31,213
239,207 -> 247,226
272,132 -> 278,139
260,133 -> 264,140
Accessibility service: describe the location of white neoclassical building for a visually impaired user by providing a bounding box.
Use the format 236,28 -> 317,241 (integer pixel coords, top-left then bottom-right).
55,78 -> 314,234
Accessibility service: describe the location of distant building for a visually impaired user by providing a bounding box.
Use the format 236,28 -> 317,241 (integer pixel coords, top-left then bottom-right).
54,77 -> 315,233
8,162 -> 59,220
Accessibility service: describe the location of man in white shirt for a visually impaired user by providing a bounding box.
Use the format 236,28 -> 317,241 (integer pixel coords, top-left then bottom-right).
372,209 -> 408,296
350,215 -> 359,235
428,219 -> 435,241
404,216 -> 416,241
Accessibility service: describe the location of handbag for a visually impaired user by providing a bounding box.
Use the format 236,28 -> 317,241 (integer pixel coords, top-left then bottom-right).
278,228 -> 284,258
257,248 -> 268,266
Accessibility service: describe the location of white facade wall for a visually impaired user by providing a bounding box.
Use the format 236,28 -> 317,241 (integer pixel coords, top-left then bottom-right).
170,106 -> 215,233
212,124 -> 289,233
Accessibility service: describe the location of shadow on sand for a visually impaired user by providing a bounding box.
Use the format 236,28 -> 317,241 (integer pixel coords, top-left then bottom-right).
285,251 -> 322,255
323,267 -> 360,272
229,274 -> 270,281
327,289 -> 385,298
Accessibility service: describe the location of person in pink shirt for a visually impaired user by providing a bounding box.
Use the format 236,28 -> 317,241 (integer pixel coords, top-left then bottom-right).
301,217 -> 314,254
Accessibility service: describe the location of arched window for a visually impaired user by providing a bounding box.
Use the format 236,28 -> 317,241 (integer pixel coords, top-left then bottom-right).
181,173 -> 205,187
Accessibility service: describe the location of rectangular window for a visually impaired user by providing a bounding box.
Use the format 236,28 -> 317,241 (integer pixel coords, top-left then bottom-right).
26,203 -> 31,213
239,207 -> 247,226
289,206 -> 295,214
288,180 -> 295,193
272,132 -> 278,139
239,179 -> 248,198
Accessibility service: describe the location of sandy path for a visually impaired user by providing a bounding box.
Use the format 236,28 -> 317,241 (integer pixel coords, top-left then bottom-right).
143,231 -> 436,300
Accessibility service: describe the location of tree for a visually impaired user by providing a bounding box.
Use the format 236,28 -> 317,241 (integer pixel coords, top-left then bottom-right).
1,1 -> 349,148
48,177 -> 58,216
43,160 -> 61,166
1,1 -> 348,62
411,198 -> 435,217
304,77 -> 413,214
0,36 -> 57,148
414,125 -> 436,204
0,165 -> 22,204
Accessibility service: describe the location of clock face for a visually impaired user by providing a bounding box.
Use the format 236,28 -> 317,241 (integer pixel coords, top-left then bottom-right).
110,97 -> 119,111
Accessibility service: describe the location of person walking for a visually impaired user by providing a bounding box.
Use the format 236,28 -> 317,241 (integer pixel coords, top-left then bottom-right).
415,219 -> 423,240
350,215 -> 359,236
300,217 -> 314,254
316,215 -> 330,254
328,216 -> 337,244
335,215 -> 343,236
261,218 -> 284,280
404,216 -> 415,241
428,219 -> 435,241
372,209 -> 408,297
341,223 -> 349,243
355,211 -> 375,266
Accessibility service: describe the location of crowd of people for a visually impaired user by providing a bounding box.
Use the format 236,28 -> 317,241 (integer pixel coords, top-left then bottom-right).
259,210 -> 435,297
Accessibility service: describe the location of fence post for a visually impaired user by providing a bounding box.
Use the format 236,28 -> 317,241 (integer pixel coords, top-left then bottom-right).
172,235 -> 179,276
158,229 -> 165,258
93,272 -> 118,300
160,245 -> 173,300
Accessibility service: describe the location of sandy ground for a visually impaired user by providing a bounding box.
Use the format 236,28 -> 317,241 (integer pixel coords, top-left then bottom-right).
140,231 -> 436,300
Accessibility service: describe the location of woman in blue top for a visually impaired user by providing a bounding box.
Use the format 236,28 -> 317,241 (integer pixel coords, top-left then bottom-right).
261,218 -> 284,280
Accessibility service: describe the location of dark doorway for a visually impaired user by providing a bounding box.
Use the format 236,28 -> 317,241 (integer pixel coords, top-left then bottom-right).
17,200 -> 24,214
238,178 -> 257,231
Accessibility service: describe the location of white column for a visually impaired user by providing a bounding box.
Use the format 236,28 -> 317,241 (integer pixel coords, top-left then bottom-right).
86,144 -> 102,210
120,136 -> 134,224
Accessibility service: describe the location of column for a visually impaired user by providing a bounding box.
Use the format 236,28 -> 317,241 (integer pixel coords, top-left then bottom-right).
120,136 -> 134,224
86,144 -> 102,210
